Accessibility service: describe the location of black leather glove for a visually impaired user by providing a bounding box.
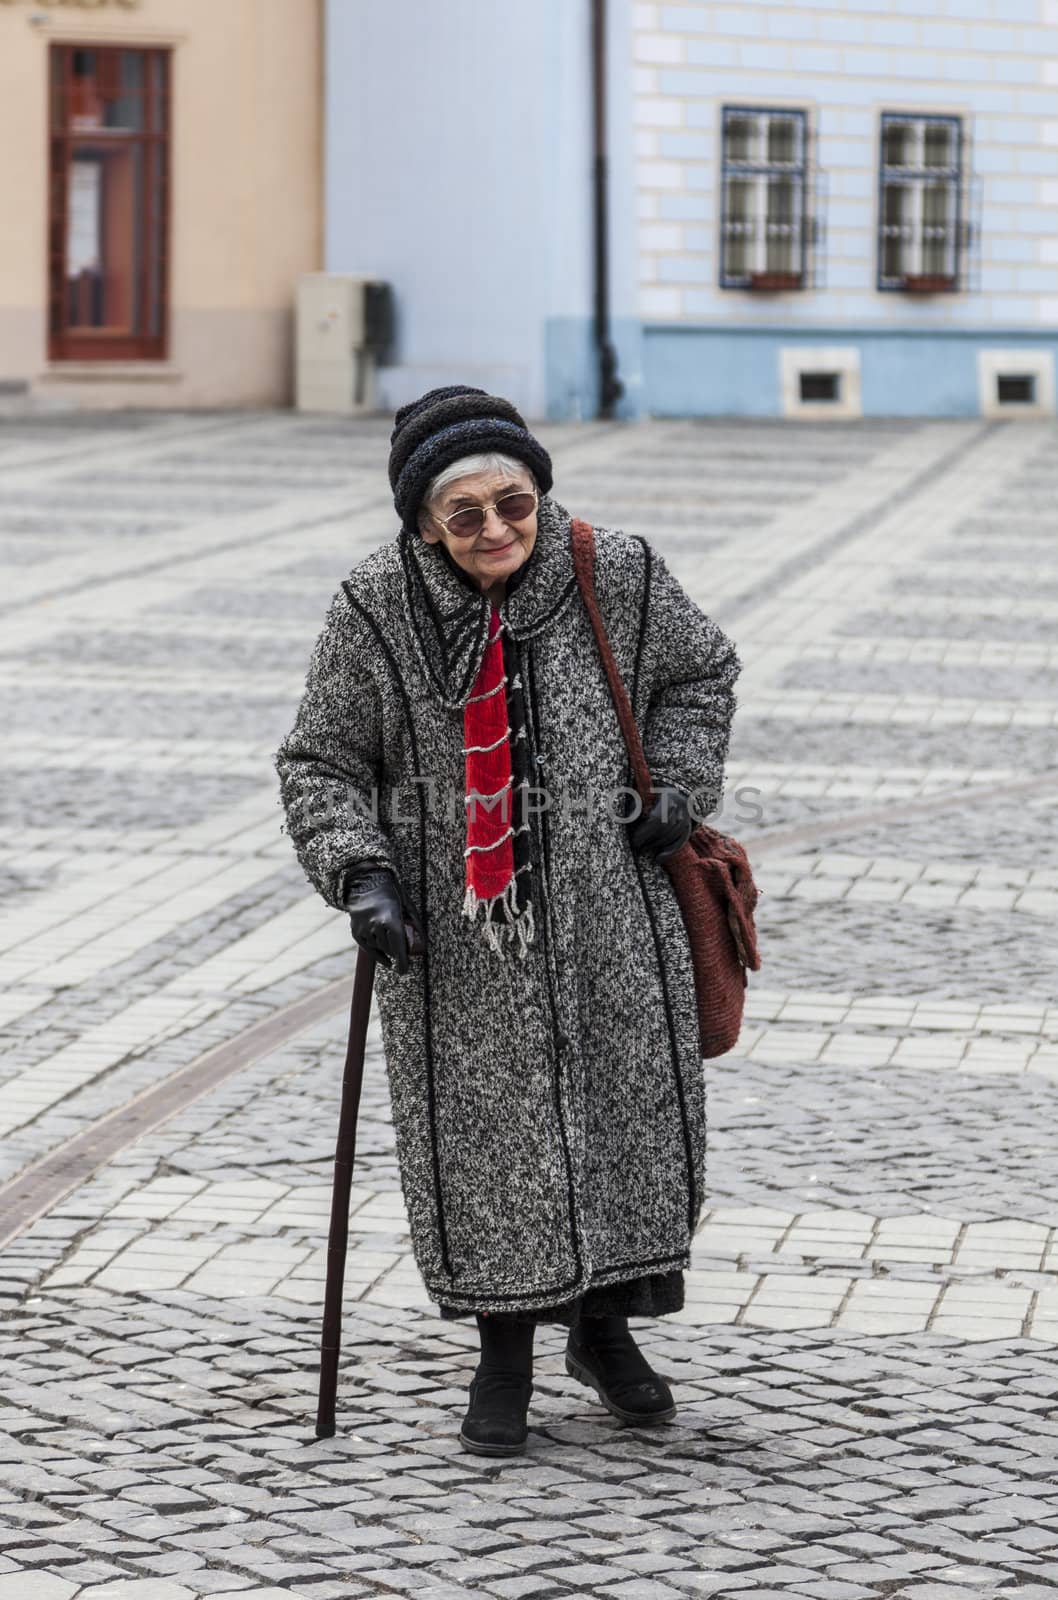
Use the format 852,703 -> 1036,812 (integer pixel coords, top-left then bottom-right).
341,865 -> 424,974
627,787 -> 693,861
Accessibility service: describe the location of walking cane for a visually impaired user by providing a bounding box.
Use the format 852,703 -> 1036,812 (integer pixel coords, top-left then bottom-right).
315,921 -> 422,1439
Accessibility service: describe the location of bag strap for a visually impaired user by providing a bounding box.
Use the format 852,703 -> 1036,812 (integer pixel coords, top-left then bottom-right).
570,517 -> 655,812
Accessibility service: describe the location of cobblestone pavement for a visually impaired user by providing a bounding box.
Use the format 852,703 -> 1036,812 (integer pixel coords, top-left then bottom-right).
2,411 -> 1058,1597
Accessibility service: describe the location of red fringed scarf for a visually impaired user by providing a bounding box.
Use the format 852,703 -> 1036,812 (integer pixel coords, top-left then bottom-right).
462,604 -> 535,957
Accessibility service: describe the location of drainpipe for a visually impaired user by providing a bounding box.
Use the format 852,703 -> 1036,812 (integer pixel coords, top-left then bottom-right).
591,0 -> 624,419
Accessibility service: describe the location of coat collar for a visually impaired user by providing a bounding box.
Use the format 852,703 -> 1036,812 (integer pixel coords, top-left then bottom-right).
397,495 -> 580,708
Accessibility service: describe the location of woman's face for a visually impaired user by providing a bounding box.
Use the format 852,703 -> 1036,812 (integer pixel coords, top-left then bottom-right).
419,464 -> 538,593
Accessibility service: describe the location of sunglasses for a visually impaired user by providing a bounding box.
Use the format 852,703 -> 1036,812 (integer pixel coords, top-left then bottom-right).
432,489 -> 538,539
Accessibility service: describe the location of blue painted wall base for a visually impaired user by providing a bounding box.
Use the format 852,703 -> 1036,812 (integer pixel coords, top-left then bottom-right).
545,319 -> 1058,420
544,317 -> 646,421
638,325 -> 1058,418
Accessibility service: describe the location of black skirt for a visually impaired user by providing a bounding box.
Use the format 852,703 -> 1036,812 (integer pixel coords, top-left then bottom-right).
438,1268 -> 684,1327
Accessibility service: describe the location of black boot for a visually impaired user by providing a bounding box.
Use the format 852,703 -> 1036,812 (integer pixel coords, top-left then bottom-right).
566,1312 -> 676,1424
459,1314 -> 534,1456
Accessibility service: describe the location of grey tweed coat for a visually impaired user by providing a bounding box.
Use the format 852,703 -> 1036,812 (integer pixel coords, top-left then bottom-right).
274,495 -> 740,1317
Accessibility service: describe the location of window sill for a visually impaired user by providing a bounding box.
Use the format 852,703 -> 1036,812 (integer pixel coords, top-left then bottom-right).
39,362 -> 182,384
749,272 -> 804,291
899,276 -> 958,294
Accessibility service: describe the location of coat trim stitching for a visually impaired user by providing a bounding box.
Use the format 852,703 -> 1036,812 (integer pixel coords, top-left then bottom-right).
398,529 -> 451,678
627,543 -> 698,1235
599,1250 -> 688,1274
433,1280 -> 580,1306
397,532 -> 448,699
631,852 -> 698,1235
510,572 -> 579,641
631,535 -> 652,721
446,611 -> 484,657
431,1251 -> 687,1306
525,641 -> 583,1288
340,579 -> 454,1279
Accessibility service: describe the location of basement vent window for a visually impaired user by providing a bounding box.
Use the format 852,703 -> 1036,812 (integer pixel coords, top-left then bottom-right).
977,350 -> 1054,418
997,373 -> 1036,405
800,371 -> 840,402
782,347 -> 862,419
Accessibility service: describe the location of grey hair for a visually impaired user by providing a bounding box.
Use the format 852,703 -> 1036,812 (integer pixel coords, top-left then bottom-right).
423,452 -> 535,510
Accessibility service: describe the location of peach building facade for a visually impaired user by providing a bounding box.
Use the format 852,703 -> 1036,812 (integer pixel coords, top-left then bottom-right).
0,0 -> 322,408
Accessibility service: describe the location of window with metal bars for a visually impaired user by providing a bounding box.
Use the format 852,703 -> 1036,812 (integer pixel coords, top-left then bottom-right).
877,113 -> 970,293
719,106 -> 824,291
48,44 -> 170,361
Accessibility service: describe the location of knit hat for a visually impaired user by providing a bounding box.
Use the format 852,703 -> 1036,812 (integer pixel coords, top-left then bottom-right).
389,385 -> 553,535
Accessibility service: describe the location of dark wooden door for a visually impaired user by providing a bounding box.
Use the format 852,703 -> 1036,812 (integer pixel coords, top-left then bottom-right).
48,44 -> 170,361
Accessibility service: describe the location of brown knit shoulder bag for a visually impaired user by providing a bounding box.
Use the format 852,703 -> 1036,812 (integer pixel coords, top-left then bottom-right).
570,518 -> 761,1058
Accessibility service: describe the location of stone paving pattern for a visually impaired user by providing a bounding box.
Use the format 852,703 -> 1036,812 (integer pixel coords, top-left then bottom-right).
2,412 -> 1058,1596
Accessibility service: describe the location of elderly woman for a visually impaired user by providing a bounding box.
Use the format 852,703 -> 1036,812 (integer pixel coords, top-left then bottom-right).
275,386 -> 740,1456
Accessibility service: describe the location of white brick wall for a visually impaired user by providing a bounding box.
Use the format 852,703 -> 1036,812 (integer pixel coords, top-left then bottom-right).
632,0 -> 1058,328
